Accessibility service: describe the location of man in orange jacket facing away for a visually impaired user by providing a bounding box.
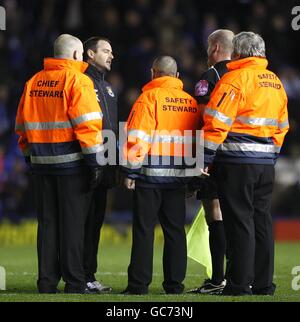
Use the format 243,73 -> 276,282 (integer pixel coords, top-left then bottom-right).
121,56 -> 208,295
202,32 -> 289,295
15,34 -> 104,294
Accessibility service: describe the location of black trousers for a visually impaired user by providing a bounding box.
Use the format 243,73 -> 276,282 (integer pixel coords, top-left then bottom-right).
215,163 -> 275,295
83,185 -> 107,282
34,174 -> 91,293
127,187 -> 187,294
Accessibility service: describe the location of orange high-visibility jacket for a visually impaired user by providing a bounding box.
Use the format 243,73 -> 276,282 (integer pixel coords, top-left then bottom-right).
202,57 -> 289,165
122,76 -> 202,188
15,58 -> 103,174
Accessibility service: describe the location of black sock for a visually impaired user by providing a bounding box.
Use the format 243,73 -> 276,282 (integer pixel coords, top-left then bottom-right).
208,220 -> 226,285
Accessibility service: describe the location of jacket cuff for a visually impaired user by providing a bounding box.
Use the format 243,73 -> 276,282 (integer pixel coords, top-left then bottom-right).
120,165 -> 141,177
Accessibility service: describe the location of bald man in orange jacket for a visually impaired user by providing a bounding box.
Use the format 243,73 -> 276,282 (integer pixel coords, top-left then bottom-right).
121,56 -> 208,295
15,34 -> 104,294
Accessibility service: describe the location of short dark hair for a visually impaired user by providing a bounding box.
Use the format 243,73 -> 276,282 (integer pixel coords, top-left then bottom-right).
83,37 -> 111,62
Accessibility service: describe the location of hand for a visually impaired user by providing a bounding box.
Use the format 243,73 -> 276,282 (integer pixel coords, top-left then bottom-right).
124,178 -> 135,190
24,156 -> 32,173
89,167 -> 104,190
199,167 -> 210,178
24,156 -> 31,164
186,189 -> 196,199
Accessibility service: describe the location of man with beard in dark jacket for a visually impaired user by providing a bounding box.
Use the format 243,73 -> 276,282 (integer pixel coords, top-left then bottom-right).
83,37 -> 118,293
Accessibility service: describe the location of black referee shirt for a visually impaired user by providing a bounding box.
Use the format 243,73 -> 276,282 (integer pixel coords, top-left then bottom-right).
194,60 -> 230,105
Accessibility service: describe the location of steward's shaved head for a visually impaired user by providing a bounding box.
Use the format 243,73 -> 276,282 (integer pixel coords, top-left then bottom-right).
208,29 -> 234,54
152,56 -> 178,78
54,34 -> 83,60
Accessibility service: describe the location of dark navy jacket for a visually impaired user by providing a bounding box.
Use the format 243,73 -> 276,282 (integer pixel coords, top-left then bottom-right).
85,64 -> 119,187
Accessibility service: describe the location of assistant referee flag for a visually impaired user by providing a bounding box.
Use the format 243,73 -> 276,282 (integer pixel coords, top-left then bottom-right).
187,206 -> 212,279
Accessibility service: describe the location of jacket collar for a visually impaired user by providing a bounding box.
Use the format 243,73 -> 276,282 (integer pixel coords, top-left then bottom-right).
214,60 -> 231,69
43,58 -> 88,73
142,76 -> 183,92
227,57 -> 268,71
85,64 -> 105,81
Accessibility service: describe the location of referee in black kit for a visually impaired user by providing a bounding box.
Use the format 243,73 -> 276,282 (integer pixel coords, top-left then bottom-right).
188,29 -> 234,294
83,37 -> 119,293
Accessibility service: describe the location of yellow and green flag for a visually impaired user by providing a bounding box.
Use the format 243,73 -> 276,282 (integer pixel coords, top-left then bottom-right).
187,206 -> 212,279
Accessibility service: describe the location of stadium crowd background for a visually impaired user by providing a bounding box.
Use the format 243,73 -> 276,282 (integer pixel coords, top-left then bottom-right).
0,0 -> 299,222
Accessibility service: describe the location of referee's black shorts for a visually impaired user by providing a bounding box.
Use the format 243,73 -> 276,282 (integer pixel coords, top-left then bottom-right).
189,169 -> 218,200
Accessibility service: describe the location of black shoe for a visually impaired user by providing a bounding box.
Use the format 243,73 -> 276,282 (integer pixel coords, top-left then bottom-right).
252,283 -> 276,295
165,290 -> 183,295
163,282 -> 184,294
65,287 -> 95,294
187,279 -> 226,295
221,284 -> 252,296
38,289 -> 60,294
121,288 -> 148,295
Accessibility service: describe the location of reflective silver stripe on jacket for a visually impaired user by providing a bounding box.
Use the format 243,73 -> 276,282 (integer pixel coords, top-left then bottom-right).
152,135 -> 195,144
203,139 -> 220,151
140,167 -> 202,177
31,153 -> 83,164
81,144 -> 104,154
219,143 -> 277,153
204,107 -> 233,126
146,155 -> 196,166
123,162 -> 142,170
24,121 -> 72,130
236,116 -> 278,126
274,145 -> 281,153
128,129 -> 152,142
71,112 -> 103,126
128,129 -> 195,144
278,119 -> 289,129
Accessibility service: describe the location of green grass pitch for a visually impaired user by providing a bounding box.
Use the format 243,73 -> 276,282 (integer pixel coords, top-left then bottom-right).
0,242 -> 300,302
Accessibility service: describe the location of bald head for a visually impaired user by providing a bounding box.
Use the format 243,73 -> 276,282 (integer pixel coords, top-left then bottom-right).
151,56 -> 178,79
54,34 -> 84,61
207,29 -> 234,66
208,29 -> 234,54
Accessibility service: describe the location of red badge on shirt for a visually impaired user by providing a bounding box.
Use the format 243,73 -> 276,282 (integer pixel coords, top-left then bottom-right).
195,80 -> 209,96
